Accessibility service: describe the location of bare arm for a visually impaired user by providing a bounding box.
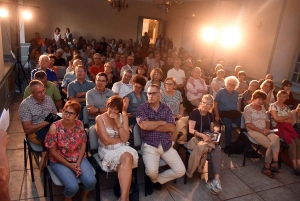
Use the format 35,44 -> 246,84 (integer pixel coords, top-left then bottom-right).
156,123 -> 175,133
270,110 -> 289,122
211,82 -> 218,93
95,115 -> 122,145
122,97 -> 130,115
136,118 -> 167,131
188,120 -> 211,142
55,99 -> 63,112
69,96 -> 86,103
21,121 -> 50,134
118,114 -> 130,142
62,88 -> 67,96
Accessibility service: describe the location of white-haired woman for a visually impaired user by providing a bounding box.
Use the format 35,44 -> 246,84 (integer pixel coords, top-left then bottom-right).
187,94 -> 222,194
210,69 -> 225,97
186,67 -> 208,107
214,76 -> 241,154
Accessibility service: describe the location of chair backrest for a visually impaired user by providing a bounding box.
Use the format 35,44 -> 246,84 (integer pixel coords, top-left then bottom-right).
83,106 -> 89,127
240,114 -> 246,130
266,111 -> 275,129
56,66 -> 66,79
88,125 -> 99,152
132,124 -> 142,149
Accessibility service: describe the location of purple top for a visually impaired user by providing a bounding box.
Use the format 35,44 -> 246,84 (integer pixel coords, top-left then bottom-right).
136,102 -> 175,151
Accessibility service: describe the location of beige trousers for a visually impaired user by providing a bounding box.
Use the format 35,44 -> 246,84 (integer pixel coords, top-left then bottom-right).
248,130 -> 280,163
141,143 -> 186,184
288,138 -> 300,160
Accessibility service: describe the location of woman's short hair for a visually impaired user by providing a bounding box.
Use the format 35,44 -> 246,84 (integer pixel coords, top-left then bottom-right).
63,100 -> 81,115
249,80 -> 259,86
38,55 -> 49,63
261,79 -> 275,90
224,76 -> 239,89
276,90 -> 288,97
190,67 -> 201,77
281,79 -> 292,87
136,65 -> 146,74
104,62 -> 112,68
150,68 -> 163,81
132,75 -> 146,87
201,94 -> 214,106
106,95 -> 123,112
238,71 -> 247,78
252,90 -> 267,100
55,27 -> 60,32
29,80 -> 43,91
30,48 -> 40,60
164,77 -> 177,88
216,69 -> 225,75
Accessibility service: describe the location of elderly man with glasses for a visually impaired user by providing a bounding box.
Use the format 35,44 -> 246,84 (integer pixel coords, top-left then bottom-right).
112,69 -> 133,98
136,84 -> 186,195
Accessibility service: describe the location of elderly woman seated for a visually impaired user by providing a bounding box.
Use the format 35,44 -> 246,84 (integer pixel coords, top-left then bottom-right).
96,96 -> 139,200
214,76 -> 241,154
44,101 -> 96,201
187,94 -> 222,194
244,90 -> 280,178
270,90 -> 300,176
242,80 -> 259,110
123,75 -> 147,126
186,67 -> 208,107
210,69 -> 225,97
260,79 -> 275,110
144,68 -> 165,92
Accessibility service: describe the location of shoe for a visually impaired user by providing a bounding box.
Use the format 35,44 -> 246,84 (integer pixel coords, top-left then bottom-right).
146,177 -> 154,195
206,180 -> 222,195
261,167 -> 276,179
246,151 -> 262,158
224,145 -> 232,155
270,162 -> 281,173
293,168 -> 300,176
211,179 -> 222,193
154,182 -> 162,190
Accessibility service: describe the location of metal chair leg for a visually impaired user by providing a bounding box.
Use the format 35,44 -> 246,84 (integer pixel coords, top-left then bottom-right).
184,150 -> 189,184
28,148 -> 35,182
95,170 -> 100,201
243,150 -> 247,166
48,173 -> 53,201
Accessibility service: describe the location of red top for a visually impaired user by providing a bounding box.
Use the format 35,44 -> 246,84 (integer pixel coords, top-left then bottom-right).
115,61 -> 127,77
44,120 -> 87,163
89,65 -> 104,77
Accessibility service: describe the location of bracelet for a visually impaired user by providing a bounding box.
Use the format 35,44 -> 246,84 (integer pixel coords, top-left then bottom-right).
193,130 -> 197,135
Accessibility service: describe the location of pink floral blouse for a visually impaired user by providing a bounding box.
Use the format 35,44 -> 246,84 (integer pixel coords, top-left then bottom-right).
44,120 -> 87,163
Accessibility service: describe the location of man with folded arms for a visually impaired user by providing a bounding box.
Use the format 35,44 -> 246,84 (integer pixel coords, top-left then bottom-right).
136,84 -> 186,195
19,80 -> 57,145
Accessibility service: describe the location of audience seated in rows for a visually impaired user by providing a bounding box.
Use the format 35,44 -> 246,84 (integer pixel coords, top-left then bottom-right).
122,75 -> 147,126
186,67 -> 208,107
89,53 -> 104,81
241,80 -> 259,110
187,94 -> 222,194
132,65 -> 148,83
210,69 -> 225,98
244,90 -> 280,179
54,48 -> 66,66
67,65 -> 95,120
136,84 -> 186,195
96,96 -> 138,199
45,101 -> 97,201
281,79 -> 295,109
236,71 -> 248,94
147,52 -> 164,79
167,58 -> 186,95
103,62 -> 118,89
260,79 -> 275,110
115,54 -> 127,78
29,48 -> 41,70
86,72 -> 114,127
120,56 -> 137,77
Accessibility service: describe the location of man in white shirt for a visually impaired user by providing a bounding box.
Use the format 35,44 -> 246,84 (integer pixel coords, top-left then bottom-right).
120,56 -> 137,77
167,58 -> 186,93
112,69 -> 133,98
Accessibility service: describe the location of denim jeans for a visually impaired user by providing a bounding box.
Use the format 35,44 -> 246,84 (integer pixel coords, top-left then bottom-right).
221,116 -> 241,146
50,158 -> 96,198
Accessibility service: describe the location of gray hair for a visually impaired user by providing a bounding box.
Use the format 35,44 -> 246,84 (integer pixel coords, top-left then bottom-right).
249,80 -> 259,86
124,69 -> 133,74
224,76 -> 239,89
29,80 -> 43,91
38,55 -> 49,63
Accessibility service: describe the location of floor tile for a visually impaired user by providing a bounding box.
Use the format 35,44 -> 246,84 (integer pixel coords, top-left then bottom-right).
7,133 -> 26,150
7,120 -> 25,134
226,193 -> 263,201
257,186 -> 300,201
9,107 -> 20,121
165,176 -> 220,201
7,149 -> 38,171
216,169 -> 253,200
275,163 -> 300,185
221,151 -> 263,169
286,182 -> 300,197
9,170 -> 24,200
231,163 -> 283,192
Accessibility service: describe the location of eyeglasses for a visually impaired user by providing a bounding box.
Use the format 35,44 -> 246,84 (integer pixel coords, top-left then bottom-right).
165,82 -> 174,86
33,89 -> 46,95
76,70 -> 85,73
147,92 -> 160,96
201,101 -> 213,105
63,110 -> 77,116
124,74 -> 132,79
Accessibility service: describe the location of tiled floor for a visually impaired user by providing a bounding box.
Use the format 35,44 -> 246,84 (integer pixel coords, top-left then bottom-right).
7,93 -> 300,201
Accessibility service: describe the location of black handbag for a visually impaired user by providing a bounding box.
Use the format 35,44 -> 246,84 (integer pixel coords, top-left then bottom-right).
114,182 -> 139,201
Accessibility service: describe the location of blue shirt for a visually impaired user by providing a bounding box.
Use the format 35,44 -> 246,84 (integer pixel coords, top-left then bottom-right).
67,80 -> 95,106
214,88 -> 238,111
31,68 -> 57,82
61,71 -> 90,88
124,91 -> 148,117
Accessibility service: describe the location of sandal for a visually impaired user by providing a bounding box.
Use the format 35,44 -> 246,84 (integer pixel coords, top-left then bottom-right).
270,162 -> 281,173
262,167 -> 276,179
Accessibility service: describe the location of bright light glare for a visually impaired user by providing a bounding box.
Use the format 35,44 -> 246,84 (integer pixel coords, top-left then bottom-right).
0,9 -> 8,17
202,27 -> 217,43
22,11 -> 32,20
220,27 -> 241,47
